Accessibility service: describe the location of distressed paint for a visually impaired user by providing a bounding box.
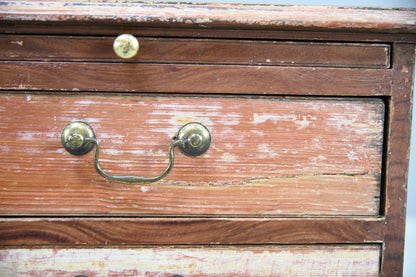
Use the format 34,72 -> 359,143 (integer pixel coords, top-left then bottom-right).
0,3 -> 414,275
0,94 -> 384,216
0,245 -> 381,276
0,1 -> 415,33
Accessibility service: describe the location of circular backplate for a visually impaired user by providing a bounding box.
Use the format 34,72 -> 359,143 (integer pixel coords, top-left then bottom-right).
177,122 -> 211,157
61,121 -> 96,155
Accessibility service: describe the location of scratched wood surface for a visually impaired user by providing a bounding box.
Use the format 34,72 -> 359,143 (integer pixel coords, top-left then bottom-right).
0,93 -> 384,216
0,35 -> 390,68
0,245 -> 381,276
1,1 -> 415,33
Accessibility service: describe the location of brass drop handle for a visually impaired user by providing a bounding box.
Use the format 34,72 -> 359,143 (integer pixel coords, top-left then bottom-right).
113,34 -> 139,59
61,121 -> 211,185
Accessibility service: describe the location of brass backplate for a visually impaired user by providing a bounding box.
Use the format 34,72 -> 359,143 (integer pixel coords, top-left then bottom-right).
176,122 -> 211,156
61,121 -> 96,155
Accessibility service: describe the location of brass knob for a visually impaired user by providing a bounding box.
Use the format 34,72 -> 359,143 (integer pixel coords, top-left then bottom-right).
113,34 -> 139,59
61,121 -> 211,185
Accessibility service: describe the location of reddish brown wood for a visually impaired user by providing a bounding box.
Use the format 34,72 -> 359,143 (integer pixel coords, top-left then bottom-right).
0,35 -> 390,68
1,1 -> 415,33
0,3 -> 414,276
0,218 -> 384,246
381,43 -> 415,276
0,62 -> 392,95
2,23 -> 416,44
0,94 -> 384,216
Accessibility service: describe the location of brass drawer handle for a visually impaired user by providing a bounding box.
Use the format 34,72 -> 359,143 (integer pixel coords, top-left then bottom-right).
113,34 -> 139,59
61,121 -> 211,185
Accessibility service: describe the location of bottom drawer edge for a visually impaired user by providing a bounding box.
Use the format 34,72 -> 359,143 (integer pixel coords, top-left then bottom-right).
0,245 -> 381,276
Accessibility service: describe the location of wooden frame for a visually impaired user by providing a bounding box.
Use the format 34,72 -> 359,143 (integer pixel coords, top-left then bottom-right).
0,1 -> 415,276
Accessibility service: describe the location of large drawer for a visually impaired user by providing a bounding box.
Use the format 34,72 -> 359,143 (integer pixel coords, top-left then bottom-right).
0,93 -> 384,216
0,245 -> 381,276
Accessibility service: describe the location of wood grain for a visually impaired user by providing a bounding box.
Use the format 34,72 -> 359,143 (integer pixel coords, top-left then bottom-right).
1,3 -> 414,275
1,24 -> 416,44
0,93 -> 384,216
380,43 -> 415,276
0,35 -> 390,68
0,217 -> 384,246
0,245 -> 381,277
1,1 -> 415,33
0,62 -> 392,95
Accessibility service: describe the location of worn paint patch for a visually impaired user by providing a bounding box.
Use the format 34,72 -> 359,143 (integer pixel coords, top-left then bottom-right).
0,246 -> 381,276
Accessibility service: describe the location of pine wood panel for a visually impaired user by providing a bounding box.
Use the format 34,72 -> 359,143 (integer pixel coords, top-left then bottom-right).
0,35 -> 390,68
0,245 -> 381,276
0,62 -> 392,95
0,93 -> 384,216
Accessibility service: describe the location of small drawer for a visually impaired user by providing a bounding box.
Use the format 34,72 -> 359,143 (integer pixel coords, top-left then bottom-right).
0,245 -> 381,276
0,35 -> 390,67
0,36 -> 392,96
0,93 -> 384,216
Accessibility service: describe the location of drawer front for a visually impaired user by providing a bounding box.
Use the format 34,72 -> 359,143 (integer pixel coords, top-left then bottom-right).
0,245 -> 381,276
0,35 -> 390,67
0,36 -> 392,96
0,93 -> 384,216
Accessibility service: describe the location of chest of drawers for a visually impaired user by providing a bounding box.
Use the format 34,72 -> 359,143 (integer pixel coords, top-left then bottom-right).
0,1 -> 415,276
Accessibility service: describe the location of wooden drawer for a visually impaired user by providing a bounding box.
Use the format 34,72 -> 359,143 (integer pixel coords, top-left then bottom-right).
0,36 -> 392,96
0,35 -> 390,67
0,245 -> 381,276
0,2 -> 414,276
0,93 -> 384,216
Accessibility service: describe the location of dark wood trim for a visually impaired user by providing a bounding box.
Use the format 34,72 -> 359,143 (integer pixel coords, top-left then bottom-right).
381,43 -> 415,276
0,62 -> 392,96
2,23 -> 416,43
0,217 -> 384,246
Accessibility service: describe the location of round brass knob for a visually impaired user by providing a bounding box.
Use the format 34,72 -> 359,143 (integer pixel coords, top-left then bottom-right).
113,34 -> 139,59
177,122 -> 211,157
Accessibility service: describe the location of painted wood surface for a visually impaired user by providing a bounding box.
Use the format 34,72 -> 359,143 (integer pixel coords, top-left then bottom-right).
0,4 -> 414,275
0,245 -> 381,276
1,1 -> 415,33
0,35 -> 390,68
0,94 -> 384,216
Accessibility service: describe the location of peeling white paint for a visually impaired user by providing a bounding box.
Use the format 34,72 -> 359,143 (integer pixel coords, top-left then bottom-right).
347,150 -> 359,161
140,186 -> 152,193
258,143 -> 279,158
221,152 -> 237,162
11,40 -> 23,46
295,116 -> 311,129
0,246 -> 381,276
253,113 -> 296,124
